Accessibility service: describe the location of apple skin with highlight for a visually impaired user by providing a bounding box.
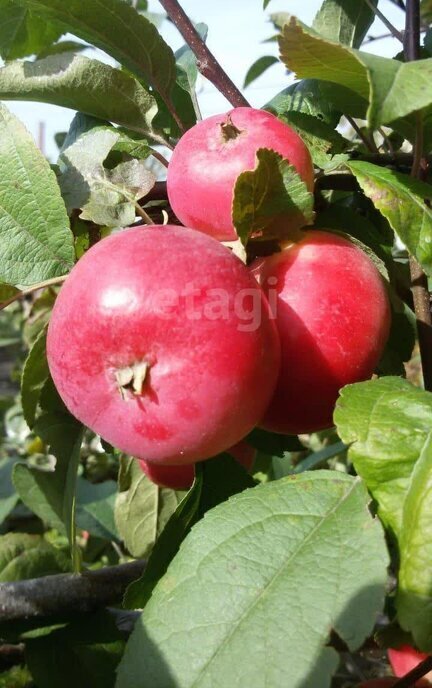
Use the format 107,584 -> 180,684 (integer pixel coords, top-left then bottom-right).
47,225 -> 280,465
388,645 -> 432,685
251,230 -> 391,435
139,440 -> 256,490
167,107 -> 314,241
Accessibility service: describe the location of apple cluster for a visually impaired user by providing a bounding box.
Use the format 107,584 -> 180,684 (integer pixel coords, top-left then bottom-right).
47,107 -> 391,489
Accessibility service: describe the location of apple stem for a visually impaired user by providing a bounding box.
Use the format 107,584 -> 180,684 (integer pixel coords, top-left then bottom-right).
404,0 -> 432,392
158,0 -> 250,109
393,654 -> 432,687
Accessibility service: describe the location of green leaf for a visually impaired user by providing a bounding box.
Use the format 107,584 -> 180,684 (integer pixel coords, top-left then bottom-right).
75,477 -> 118,540
117,472 -> 388,688
124,454 -> 255,609
0,54 -> 158,138
0,0 -> 62,59
312,0 -> 377,48
14,0 -> 177,107
243,55 -> 279,88
176,23 -> 208,92
59,114 -> 155,227
279,17 -> 432,130
0,104 -> 73,287
232,148 -> 315,245
0,283 -> 20,303
421,0 -> 432,25
26,609 -> 125,688
13,409 -> 83,564
0,457 -> 20,524
21,327 -> 49,429
37,39 -> 91,58
247,428 -> 304,456
349,161 -> 432,276
397,432 -> 432,650
115,457 -> 182,559
0,533 -> 70,582
334,377 -> 432,536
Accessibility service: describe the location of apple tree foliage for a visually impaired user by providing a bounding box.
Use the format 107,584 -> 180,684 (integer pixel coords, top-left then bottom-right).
0,0 -> 431,686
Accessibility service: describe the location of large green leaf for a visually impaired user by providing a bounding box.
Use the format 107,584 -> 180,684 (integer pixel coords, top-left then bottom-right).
0,0 -> 62,59
115,457 -> 182,559
0,54 -> 158,138
117,472 -> 388,688
58,114 -> 155,227
13,0 -> 177,107
397,433 -> 432,650
312,0 -> 377,48
0,104 -> 73,287
21,327 -> 49,429
232,148 -> 315,245
124,454 -> 254,609
279,17 -> 432,130
0,533 -> 70,582
349,161 -> 432,276
75,477 -> 118,541
13,409 -> 83,566
334,377 -> 432,536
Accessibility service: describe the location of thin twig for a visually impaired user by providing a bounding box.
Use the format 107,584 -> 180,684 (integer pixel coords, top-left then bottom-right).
158,0 -> 250,108
0,275 -> 68,312
0,561 -> 145,622
135,203 -> 155,224
404,0 -> 432,392
363,0 -> 404,42
150,148 -> 170,168
346,115 -> 379,153
393,655 -> 432,687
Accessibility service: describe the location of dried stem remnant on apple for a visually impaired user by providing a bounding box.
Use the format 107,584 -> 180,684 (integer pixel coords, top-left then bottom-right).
115,361 -> 150,399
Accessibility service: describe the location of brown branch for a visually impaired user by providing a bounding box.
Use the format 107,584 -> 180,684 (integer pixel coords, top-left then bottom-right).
0,561 -> 145,623
363,0 -> 404,41
393,655 -> 432,687
404,0 -> 432,391
346,115 -> 379,153
159,0 -> 250,108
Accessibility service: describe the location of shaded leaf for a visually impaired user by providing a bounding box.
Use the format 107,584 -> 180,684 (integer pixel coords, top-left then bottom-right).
115,457 -> 182,559
124,454 -> 255,609
349,161 -> 432,276
118,472 -> 388,688
76,477 -> 118,540
0,0 -> 62,60
0,104 -> 73,286
21,327 -> 49,429
37,39 -> 91,58
312,0 -> 377,48
0,532 -> 70,582
0,54 -> 158,138
232,148 -> 315,245
244,55 -> 279,88
0,457 -> 20,524
14,0 -> 177,107
279,17 -> 432,130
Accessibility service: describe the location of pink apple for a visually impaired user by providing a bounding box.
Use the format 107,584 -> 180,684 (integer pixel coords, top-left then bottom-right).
251,230 -> 391,434
139,440 -> 256,490
167,107 -> 314,241
47,225 -> 280,464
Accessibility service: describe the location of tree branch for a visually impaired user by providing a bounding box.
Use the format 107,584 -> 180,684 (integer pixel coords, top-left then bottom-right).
363,0 -> 404,41
403,0 -> 432,392
159,0 -> 250,108
0,561 -> 145,623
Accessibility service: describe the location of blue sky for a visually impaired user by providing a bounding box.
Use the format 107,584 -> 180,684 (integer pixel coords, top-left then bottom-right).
4,0 -> 404,159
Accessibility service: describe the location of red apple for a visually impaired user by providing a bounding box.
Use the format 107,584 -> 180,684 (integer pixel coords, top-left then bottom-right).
251,230 -> 391,434
47,225 -> 280,464
139,440 -> 256,490
167,107 -> 314,241
388,645 -> 432,684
